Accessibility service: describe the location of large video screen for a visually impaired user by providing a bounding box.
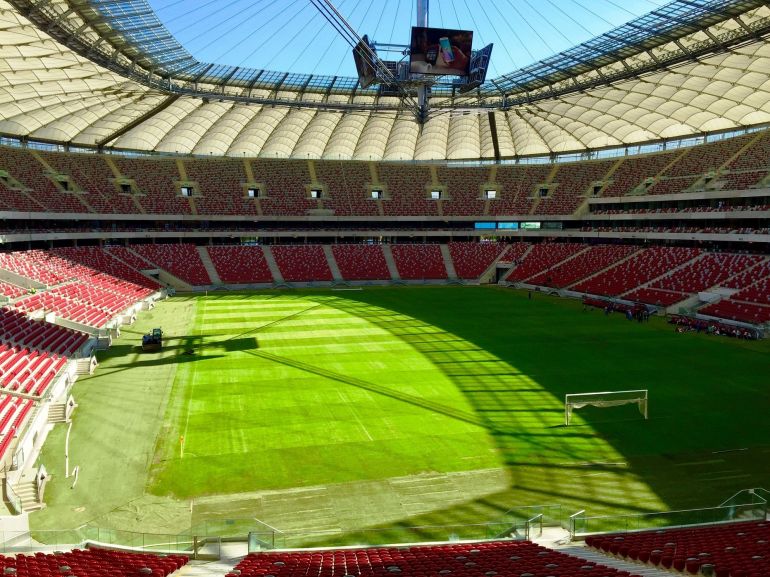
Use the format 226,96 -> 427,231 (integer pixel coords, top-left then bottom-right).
410,27 -> 473,76
353,35 -> 377,89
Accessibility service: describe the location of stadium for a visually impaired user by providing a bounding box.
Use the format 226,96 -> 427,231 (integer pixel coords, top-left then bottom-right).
0,0 -> 767,574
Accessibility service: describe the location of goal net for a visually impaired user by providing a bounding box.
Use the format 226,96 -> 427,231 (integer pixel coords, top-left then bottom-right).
565,389 -> 648,426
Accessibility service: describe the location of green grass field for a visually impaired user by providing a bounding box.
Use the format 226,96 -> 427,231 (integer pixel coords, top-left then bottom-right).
30,287 -> 770,545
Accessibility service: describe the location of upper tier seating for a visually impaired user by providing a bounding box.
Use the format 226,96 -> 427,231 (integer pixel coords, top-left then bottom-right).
0,548 -> 188,577
572,247 -> 701,296
448,242 -> 506,279
437,167 -> 488,216
331,245 -> 391,281
600,152 -> 678,197
131,244 -> 212,285
380,165 -> 437,216
728,129 -> 770,171
505,243 -> 586,282
38,150 -> 138,214
271,245 -> 333,282
650,253 -> 762,294
184,158 -> 257,216
586,520 -> 770,577
491,165 -> 551,216
229,540 -> 641,577
538,160 -> 614,215
315,162 -> 379,216
207,246 -> 274,284
390,245 -> 447,280
114,157 -> 192,214
526,244 -> 638,288
664,133 -> 754,178
252,160 -> 317,216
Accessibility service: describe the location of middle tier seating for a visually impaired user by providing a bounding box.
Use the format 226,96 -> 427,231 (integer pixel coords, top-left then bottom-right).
229,540 -> 641,577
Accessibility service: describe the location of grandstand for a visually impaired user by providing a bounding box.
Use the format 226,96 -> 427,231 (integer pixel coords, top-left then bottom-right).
0,0 -> 766,575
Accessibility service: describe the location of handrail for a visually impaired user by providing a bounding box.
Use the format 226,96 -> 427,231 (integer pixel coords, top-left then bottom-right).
524,514 -> 543,541
568,510 -> 585,540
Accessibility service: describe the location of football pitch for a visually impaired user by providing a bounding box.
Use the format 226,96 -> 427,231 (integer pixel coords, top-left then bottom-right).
30,287 -> 770,545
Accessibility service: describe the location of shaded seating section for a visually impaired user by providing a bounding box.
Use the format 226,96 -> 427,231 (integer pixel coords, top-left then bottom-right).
505,243 -> 586,283
252,160 -> 317,216
331,245 -> 391,281
316,162 -> 379,216
572,247 -> 701,296
380,165 -> 437,216
729,265 -> 770,306
622,287 -> 688,307
37,150 -> 138,214
229,540 -> 641,577
538,160 -> 614,215
699,299 -> 770,324
0,548 -> 188,577
729,129 -> 770,171
491,165 -> 551,216
438,167 -> 488,216
650,253 -> 762,294
271,245 -> 333,282
114,157 -> 192,214
184,158 -> 257,216
53,247 -> 161,291
600,152 -> 677,197
448,242 -> 506,279
207,246 -> 273,284
391,245 -> 447,280
132,244 -> 211,285
586,520 -> 770,576
527,244 -> 638,288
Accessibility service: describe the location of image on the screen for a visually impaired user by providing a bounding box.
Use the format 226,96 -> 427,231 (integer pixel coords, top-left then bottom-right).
410,27 -> 473,76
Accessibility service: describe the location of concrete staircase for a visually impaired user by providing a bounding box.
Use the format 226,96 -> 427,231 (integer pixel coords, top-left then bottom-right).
557,545 -> 673,577
322,245 -> 343,282
12,479 -> 44,512
381,245 -> 400,281
439,244 -> 458,280
262,246 -> 284,284
197,246 -> 222,285
47,402 -> 67,424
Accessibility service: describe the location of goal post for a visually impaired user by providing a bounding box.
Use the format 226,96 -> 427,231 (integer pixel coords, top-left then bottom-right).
565,389 -> 648,426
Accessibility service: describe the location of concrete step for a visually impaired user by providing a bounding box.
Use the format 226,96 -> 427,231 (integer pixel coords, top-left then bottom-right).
381,245 -> 400,281
322,245 -> 343,282
439,244 -> 458,280
557,545 -> 674,577
197,246 -> 222,285
262,246 -> 283,284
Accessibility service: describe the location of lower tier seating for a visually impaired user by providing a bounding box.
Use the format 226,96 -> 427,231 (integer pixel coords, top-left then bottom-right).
586,520 -> 770,577
331,245 -> 391,281
207,246 -> 274,284
131,244 -> 212,286
448,242 -> 506,279
271,245 -> 333,282
0,548 -> 188,577
506,243 -> 586,282
229,540 -> 641,577
390,244 -> 448,280
699,300 -> 770,324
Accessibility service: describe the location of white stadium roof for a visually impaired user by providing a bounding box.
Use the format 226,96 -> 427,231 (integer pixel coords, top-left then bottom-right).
0,0 -> 769,160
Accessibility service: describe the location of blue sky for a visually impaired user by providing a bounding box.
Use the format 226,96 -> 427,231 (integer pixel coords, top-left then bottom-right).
147,0 -> 670,79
